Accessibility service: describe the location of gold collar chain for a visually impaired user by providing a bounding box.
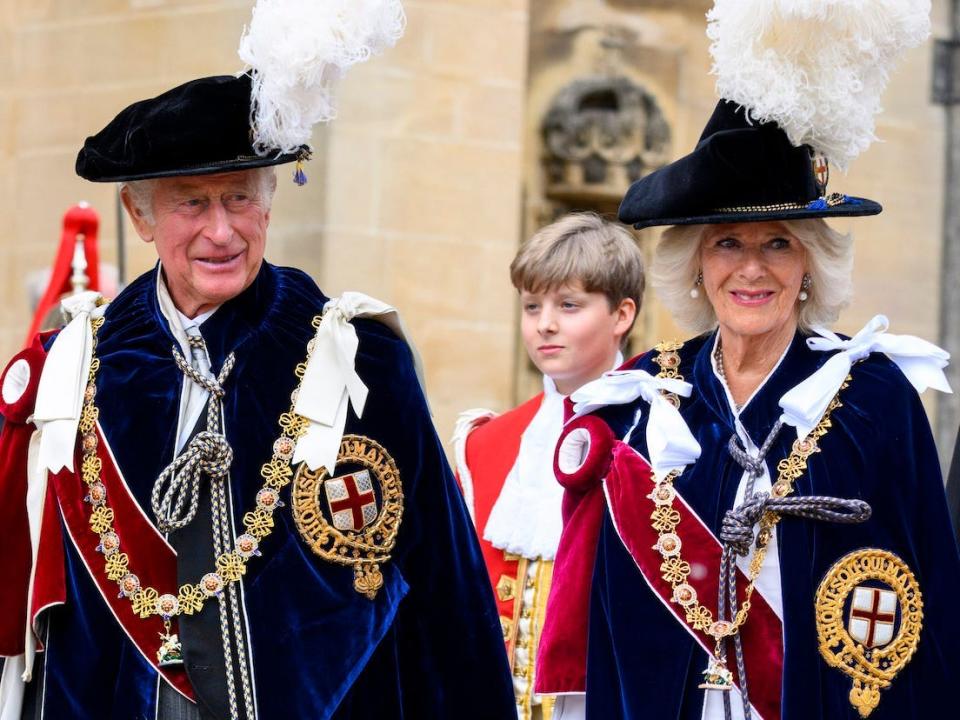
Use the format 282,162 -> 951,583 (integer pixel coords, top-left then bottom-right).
647,340 -> 850,646
78,313 -> 322,624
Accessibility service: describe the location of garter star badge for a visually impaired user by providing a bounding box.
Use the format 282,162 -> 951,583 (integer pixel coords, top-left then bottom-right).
815,549 -> 922,718
292,435 -> 403,599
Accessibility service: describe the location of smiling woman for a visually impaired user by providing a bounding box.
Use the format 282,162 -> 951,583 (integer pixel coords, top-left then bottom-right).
652,219 -> 853,337
120,169 -> 277,318
536,14 -> 960,719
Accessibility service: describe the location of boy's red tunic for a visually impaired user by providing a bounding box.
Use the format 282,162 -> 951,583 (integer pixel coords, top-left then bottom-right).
455,395 -> 542,651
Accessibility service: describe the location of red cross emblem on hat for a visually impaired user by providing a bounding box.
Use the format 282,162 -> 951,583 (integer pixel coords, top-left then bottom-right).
812,154 -> 830,195
848,586 -> 897,649
324,470 -> 378,532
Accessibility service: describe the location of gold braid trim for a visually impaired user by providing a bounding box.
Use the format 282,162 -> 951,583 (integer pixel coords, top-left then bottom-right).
716,192 -> 849,214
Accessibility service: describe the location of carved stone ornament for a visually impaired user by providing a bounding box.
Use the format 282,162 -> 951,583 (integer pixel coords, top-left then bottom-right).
541,76 -> 671,203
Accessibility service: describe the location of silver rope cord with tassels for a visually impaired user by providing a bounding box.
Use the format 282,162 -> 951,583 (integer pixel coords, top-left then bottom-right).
716,420 -> 871,720
150,340 -> 255,720
150,347 -> 236,533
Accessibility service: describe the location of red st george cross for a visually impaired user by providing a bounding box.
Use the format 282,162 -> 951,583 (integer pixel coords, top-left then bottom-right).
849,586 -> 897,649
327,471 -> 376,531
813,155 -> 829,191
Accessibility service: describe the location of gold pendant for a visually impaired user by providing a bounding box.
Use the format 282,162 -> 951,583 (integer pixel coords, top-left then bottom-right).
698,654 -> 734,692
157,620 -> 184,667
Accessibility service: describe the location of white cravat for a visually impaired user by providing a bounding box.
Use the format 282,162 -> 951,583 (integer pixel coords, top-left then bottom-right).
702,333 -> 790,720
483,353 -> 625,561
483,376 -> 566,560
155,271 -> 218,453
178,320 -> 214,451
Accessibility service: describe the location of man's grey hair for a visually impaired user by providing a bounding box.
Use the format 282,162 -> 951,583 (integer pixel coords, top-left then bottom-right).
120,166 -> 278,224
650,218 -> 854,334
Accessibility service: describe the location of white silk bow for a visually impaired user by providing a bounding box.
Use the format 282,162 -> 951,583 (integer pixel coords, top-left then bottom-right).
33,292 -> 105,474
571,369 -> 701,476
779,314 -> 952,439
292,292 -> 425,474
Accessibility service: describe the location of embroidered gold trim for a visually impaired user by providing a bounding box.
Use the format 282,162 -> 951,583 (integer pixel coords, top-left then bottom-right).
496,574 -> 518,602
291,434 -> 403,599
506,556 -> 528,668
512,559 -> 555,720
647,340 -> 850,643
79,313 -> 325,621
716,192 -> 849,214
815,549 -> 922,718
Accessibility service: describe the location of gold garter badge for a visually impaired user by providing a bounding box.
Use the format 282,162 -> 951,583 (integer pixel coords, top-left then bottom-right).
815,549 -> 922,718
292,434 -> 403,599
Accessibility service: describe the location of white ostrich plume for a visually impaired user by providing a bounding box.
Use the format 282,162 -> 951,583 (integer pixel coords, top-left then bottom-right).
707,0 -> 930,170
238,0 -> 405,155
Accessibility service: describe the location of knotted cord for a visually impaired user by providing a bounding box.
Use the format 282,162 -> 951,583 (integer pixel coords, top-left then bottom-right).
150,347 -> 236,533
716,421 -> 871,720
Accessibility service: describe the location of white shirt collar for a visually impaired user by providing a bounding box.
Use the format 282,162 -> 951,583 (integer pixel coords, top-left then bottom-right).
155,266 -> 219,350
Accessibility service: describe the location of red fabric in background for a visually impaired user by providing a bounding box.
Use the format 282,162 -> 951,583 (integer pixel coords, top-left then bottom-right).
26,204 -> 101,345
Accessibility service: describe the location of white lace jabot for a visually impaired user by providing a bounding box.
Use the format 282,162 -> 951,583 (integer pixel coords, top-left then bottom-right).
483,375 -> 566,560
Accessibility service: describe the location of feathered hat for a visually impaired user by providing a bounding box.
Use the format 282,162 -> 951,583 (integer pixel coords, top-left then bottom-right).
618,0 -> 931,229
76,0 -> 404,185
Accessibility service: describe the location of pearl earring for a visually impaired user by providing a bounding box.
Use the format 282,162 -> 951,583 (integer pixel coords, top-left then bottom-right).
799,273 -> 812,302
690,269 -> 703,299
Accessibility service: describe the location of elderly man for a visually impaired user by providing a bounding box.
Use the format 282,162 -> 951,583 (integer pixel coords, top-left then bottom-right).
0,74 -> 513,720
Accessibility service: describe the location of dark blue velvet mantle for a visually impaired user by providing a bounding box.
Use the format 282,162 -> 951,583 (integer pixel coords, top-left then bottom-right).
585,331 -> 960,719
39,263 -> 514,719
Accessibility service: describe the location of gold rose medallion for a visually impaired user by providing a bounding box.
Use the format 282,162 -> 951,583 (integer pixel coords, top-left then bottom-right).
815,549 -> 923,718
292,434 -> 404,599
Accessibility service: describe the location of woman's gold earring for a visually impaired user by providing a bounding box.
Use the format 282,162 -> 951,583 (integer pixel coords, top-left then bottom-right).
690,269 -> 703,299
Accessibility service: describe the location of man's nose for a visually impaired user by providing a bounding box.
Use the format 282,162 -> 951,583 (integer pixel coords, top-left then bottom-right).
204,202 -> 232,244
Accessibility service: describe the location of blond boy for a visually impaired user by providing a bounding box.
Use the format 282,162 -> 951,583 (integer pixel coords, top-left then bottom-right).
453,213 -> 644,720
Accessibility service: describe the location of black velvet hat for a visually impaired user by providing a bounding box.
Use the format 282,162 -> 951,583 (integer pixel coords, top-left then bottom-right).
76,74 -> 306,182
618,101 -> 882,229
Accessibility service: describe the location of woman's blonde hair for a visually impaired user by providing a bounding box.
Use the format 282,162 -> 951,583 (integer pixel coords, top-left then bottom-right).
510,212 -> 645,315
651,218 -> 853,333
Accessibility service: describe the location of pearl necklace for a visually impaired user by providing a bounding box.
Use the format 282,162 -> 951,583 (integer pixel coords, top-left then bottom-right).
713,338 -> 742,412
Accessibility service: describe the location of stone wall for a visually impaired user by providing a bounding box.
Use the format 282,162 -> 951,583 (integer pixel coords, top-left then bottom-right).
0,0 -> 530,447
0,0 -> 952,452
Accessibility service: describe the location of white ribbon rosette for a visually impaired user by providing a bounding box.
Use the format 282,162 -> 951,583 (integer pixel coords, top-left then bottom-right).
571,369 -> 701,477
292,292 -> 425,474
779,314 -> 952,440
